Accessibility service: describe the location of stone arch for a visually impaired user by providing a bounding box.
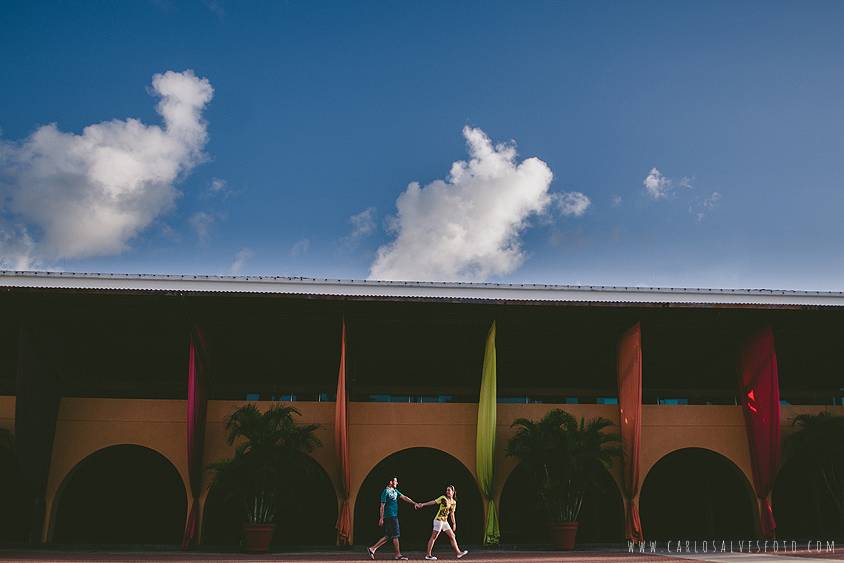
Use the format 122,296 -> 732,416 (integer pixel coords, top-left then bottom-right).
498,461 -> 623,544
640,447 -> 757,540
201,451 -> 338,547
353,447 -> 484,549
51,444 -> 188,545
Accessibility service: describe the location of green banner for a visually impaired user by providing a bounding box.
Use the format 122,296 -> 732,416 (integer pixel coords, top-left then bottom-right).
476,321 -> 500,545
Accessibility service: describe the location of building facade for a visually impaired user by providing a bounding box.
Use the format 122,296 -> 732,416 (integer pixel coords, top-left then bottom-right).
1,272 -> 842,547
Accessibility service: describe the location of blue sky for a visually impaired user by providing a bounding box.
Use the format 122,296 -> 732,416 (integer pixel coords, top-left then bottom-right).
2,0 -> 844,289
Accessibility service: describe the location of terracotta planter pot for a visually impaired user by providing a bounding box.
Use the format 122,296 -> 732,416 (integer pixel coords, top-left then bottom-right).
243,522 -> 276,553
548,521 -> 579,550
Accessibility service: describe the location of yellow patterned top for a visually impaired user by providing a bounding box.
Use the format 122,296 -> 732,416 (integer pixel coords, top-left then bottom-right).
434,496 -> 456,521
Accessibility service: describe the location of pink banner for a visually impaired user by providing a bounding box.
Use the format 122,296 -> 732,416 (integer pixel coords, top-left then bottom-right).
617,322 -> 644,541
335,319 -> 352,545
738,326 -> 780,539
182,326 -> 208,549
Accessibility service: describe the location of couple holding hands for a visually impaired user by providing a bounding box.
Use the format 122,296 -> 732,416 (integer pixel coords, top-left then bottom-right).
367,476 -> 469,561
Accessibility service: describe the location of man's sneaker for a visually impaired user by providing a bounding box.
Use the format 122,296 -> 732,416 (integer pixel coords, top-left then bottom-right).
457,550 -> 469,559
394,556 -> 408,560
425,556 -> 438,560
367,547 -> 375,560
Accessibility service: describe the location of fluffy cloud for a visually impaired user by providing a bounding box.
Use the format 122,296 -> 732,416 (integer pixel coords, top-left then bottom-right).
642,167 -> 692,200
0,70 -> 213,266
369,126 -> 553,281
554,191 -> 591,217
643,167 -> 671,199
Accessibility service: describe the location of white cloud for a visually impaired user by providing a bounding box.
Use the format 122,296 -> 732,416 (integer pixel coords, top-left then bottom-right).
289,238 -> 310,257
0,224 -> 39,270
643,167 -> 671,199
349,207 -> 376,238
369,126 -> 553,282
189,211 -> 215,243
339,208 -> 377,250
611,194 -> 622,207
554,191 -> 591,217
643,167 -> 693,200
0,70 -> 213,265
230,247 -> 253,274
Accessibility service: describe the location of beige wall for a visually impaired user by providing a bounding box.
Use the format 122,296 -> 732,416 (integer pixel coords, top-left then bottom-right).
0,395 -> 841,544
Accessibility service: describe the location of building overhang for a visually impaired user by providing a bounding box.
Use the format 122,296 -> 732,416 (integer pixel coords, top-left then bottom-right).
2,270 -> 844,308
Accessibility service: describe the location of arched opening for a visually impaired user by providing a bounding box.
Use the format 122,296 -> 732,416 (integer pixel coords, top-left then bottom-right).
202,452 -> 337,547
773,455 -> 844,540
354,448 -> 483,548
0,435 -> 31,544
52,445 -> 186,545
498,462 -> 623,545
640,448 -> 756,540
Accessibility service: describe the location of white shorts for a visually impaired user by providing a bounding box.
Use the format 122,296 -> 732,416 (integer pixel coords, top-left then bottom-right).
432,519 -> 452,533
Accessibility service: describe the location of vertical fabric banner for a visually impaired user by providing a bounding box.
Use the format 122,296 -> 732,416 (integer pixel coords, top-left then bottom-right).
182,326 -> 208,549
617,322 -> 644,541
335,319 -> 352,545
476,321 -> 500,545
738,326 -> 780,539
15,323 -> 62,544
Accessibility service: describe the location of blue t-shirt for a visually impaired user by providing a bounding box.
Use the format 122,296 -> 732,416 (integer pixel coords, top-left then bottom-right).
380,487 -> 401,517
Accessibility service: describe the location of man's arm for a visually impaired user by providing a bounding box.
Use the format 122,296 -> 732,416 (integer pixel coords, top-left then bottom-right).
399,494 -> 417,505
378,502 -> 385,526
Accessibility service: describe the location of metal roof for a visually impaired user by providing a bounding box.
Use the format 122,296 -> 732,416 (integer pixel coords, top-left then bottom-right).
2,270 -> 844,308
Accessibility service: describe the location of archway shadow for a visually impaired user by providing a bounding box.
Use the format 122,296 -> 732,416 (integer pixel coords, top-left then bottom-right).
773,455 -> 844,540
0,439 -> 31,544
202,452 -> 337,547
640,448 -> 756,540
53,445 -> 186,545
499,462 -> 623,545
354,448 -> 483,549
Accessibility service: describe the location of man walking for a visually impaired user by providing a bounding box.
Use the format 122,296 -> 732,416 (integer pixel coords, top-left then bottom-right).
367,476 -> 418,560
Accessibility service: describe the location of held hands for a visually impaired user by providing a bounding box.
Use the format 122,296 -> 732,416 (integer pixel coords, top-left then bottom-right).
414,503 -> 422,510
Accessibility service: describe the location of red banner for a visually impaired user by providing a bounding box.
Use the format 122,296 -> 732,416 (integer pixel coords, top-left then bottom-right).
738,326 -> 780,539
181,326 -> 207,549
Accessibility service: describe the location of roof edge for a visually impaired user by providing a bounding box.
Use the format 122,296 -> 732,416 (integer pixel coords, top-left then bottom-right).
2,270 -> 844,307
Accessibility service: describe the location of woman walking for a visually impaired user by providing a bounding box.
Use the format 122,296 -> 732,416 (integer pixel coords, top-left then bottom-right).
415,485 -> 468,560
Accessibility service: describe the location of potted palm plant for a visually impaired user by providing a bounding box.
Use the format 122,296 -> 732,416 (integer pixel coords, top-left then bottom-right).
506,409 -> 620,550
784,411 -> 844,520
208,403 -> 321,552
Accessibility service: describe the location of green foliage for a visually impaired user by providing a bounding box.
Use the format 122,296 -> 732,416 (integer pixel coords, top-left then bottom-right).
784,411 -> 844,518
208,403 -> 322,524
506,409 -> 621,524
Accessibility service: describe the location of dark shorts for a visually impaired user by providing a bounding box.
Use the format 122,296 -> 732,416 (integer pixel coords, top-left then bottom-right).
384,516 -> 400,539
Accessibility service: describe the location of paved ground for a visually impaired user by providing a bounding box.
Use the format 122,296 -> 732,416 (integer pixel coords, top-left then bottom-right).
0,546 -> 840,563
